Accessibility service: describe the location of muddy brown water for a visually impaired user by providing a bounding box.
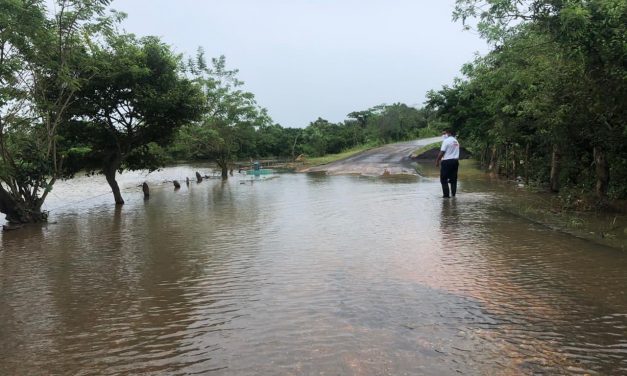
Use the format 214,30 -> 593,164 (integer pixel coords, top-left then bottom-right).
1,165 -> 626,375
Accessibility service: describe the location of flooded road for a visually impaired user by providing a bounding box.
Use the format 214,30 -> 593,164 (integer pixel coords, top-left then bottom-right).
302,137 -> 441,176
1,166 -> 626,375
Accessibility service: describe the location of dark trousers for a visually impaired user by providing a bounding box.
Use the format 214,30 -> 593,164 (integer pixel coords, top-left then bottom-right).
440,159 -> 459,197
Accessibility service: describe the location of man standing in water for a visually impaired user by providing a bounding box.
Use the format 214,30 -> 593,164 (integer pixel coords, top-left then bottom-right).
435,129 -> 460,198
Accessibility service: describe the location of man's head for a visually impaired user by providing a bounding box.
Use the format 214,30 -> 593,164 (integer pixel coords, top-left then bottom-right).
442,129 -> 455,137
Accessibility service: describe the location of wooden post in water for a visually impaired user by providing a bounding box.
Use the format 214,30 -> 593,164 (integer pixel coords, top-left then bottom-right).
196,172 -> 202,183
186,177 -> 190,186
173,180 -> 181,189
142,182 -> 150,199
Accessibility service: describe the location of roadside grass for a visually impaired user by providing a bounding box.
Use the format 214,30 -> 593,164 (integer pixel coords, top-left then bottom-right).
500,199 -> 627,250
419,157 -> 626,250
302,144 -> 375,168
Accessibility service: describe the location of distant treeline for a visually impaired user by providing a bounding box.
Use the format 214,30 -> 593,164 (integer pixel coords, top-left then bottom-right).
167,103 -> 442,163
427,0 -> 626,201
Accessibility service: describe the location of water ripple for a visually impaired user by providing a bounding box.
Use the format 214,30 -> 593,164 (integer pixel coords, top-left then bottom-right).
1,172 -> 626,375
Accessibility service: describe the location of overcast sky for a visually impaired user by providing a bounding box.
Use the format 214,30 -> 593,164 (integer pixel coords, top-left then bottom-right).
111,0 -> 488,128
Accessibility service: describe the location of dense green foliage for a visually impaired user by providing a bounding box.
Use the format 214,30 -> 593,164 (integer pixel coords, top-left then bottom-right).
0,0 -> 115,222
428,0 -> 626,200
0,0 -> 202,219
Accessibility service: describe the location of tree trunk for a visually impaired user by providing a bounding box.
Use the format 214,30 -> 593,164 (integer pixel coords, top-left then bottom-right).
481,144 -> 489,169
291,133 -> 301,161
142,182 -> 150,199
0,187 -> 22,224
593,146 -> 609,199
525,143 -> 530,185
0,186 -> 47,224
104,152 -> 124,205
549,144 -> 561,193
511,146 -> 517,179
217,158 -> 229,180
488,146 -> 498,173
504,145 -> 509,178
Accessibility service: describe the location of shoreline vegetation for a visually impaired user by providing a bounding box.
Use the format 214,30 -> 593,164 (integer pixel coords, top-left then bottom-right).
427,1 -> 626,205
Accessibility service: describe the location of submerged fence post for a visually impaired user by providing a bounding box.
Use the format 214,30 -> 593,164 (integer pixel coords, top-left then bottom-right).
142,182 -> 150,199
196,172 -> 203,183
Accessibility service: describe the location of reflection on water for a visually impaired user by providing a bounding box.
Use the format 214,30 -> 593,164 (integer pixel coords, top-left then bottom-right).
1,168 -> 626,375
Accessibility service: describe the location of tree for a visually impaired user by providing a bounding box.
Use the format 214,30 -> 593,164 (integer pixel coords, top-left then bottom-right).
347,110 -> 373,145
358,103 -> 429,143
284,127 -> 304,160
67,33 -> 205,204
0,0 -> 113,224
180,52 -> 271,179
453,0 -> 627,198
255,123 -> 292,158
301,118 -> 332,157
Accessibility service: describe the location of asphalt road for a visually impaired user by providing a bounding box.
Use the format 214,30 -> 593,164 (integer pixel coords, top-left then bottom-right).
302,137 -> 441,176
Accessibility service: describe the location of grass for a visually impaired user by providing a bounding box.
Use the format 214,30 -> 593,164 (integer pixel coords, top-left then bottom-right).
492,183 -> 627,250
301,144 -> 375,168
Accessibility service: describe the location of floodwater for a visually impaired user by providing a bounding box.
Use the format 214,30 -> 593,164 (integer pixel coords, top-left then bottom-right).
1,165 -> 626,375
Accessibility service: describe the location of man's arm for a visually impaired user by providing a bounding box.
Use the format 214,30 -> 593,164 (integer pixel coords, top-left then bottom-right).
435,151 -> 444,167
436,139 -> 447,167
